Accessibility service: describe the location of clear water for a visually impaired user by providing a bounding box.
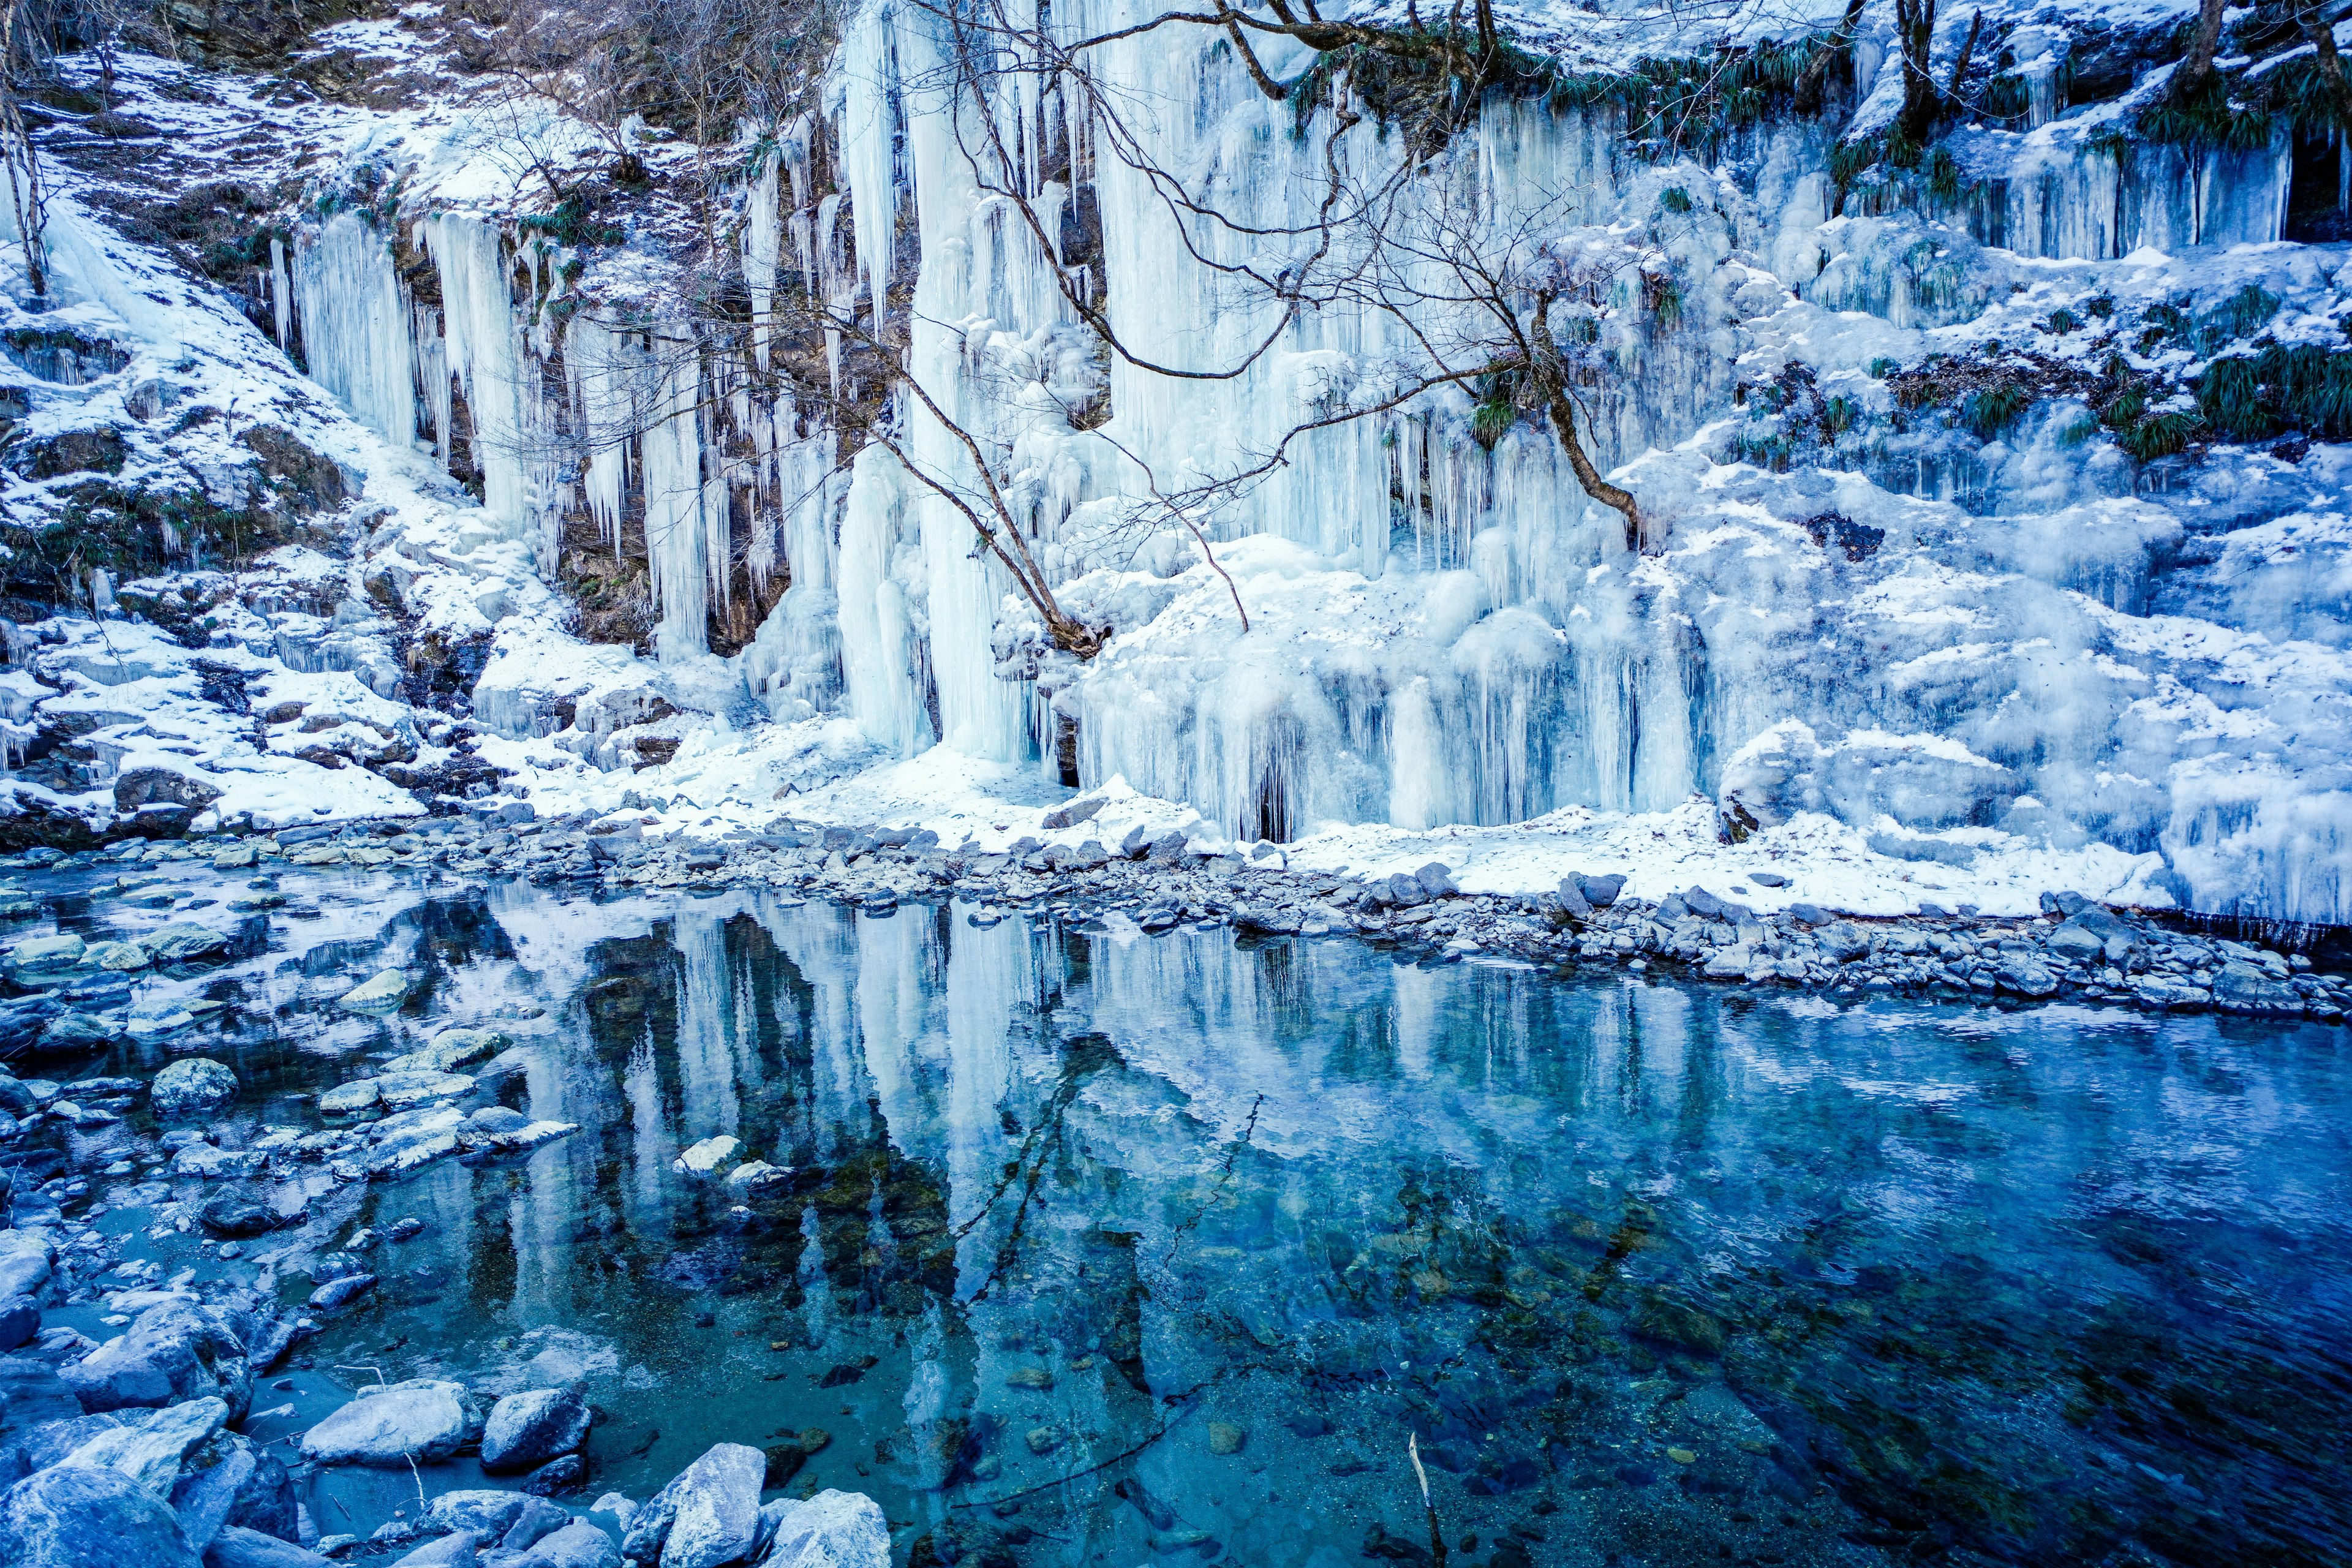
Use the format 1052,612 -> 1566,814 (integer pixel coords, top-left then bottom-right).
23,865 -> 2352,1567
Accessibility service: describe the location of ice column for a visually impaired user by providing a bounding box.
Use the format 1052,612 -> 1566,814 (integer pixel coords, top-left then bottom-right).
293,213 -> 415,447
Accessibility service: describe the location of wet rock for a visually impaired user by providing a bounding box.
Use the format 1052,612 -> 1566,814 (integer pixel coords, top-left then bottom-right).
672,1136 -> 739,1176
757,1490 -> 889,1568
300,1379 -> 481,1465
364,1106 -> 467,1176
0,1461 -> 200,1568
198,1195 -> 279,1239
480,1387 -> 590,1475
374,1072 -> 474,1110
88,941 -> 149,971
306,1275 -> 375,1312
1996,956 -> 2059,998
618,1441 -> 766,1568
315,1080 -> 379,1114
0,1295 -> 35,1351
202,1524 -> 334,1566
169,1431 -> 296,1549
761,1428 -> 831,1488
1630,1292 -> 1727,1357
141,924 -> 232,964
7,935 -> 84,976
337,970 -> 412,1012
2213,962 -> 2302,1016
423,1491 -> 567,1550
520,1453 -> 586,1496
62,1394 -> 228,1494
724,1160 -> 786,1190
1207,1422 -> 1246,1455
153,1058 -> 238,1115
511,1520 -> 619,1568
61,1298 -> 252,1418
388,1533 -> 478,1568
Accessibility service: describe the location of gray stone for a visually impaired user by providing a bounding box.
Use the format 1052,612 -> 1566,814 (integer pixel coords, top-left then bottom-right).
141,924 -> 231,964
519,1453 -> 585,1495
514,1521 -> 620,1568
1784,902 -> 1833,927
203,1525 -> 333,1567
300,1379 -> 480,1466
758,1490 -> 891,1568
170,1434 -> 296,1550
1412,862 -> 1456,898
620,1441 -> 766,1568
61,1393 -> 227,1495
0,1357 -> 82,1432
0,1293 -> 38,1350
2048,921 -> 2106,960
1574,873 -> 1626,908
390,1533 -> 479,1568
152,1058 -> 238,1116
60,1299 -> 252,1418
2213,961 -> 2302,1016
424,1491 -> 567,1550
1997,957 -> 2059,998
1553,878 -> 1592,921
481,1387 -> 591,1475
1818,922 -> 1872,961
306,1275 -> 375,1312
0,1461 -> 201,1568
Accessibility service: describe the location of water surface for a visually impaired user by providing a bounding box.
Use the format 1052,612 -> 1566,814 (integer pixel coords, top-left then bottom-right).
28,865 -> 2352,1567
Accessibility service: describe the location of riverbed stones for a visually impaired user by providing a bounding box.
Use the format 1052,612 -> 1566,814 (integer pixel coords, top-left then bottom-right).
306,1274 -> 375,1311
0,1294 -> 38,1351
374,1071 -> 475,1109
204,1525 -> 332,1567
61,1393 -> 228,1494
141,923 -> 230,963
620,1442 -> 766,1568
423,1490 -> 568,1549
0,1460 -> 201,1568
0,1232 -> 53,1299
316,1079 -> 380,1114
300,1378 -> 481,1465
6,935 -> 83,976
480,1387 -> 590,1474
151,1058 -> 236,1115
197,1194 -> 277,1238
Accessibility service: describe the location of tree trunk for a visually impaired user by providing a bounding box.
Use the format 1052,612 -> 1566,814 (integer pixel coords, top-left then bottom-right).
2301,3 -> 2352,122
2179,0 -> 2227,95
1894,0 -> 1942,145
1793,0 -> 1869,114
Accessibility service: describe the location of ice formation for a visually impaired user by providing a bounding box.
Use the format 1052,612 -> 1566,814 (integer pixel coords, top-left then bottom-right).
1,0 -> 2345,926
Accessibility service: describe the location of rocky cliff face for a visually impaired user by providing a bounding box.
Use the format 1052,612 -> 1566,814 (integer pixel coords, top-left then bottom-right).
0,0 -> 2345,926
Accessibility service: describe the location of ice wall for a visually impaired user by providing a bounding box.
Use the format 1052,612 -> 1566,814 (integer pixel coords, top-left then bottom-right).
293,212 -> 415,449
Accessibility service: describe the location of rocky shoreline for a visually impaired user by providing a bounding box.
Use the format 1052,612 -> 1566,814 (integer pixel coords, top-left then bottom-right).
4,809 -> 2341,1023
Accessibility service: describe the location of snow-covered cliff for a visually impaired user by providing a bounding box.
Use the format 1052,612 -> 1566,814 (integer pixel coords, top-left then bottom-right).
2,0 -> 2347,926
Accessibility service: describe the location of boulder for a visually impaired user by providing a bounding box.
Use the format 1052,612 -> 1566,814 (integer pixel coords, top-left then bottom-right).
423,1491 -> 568,1550
62,1395 -> 227,1496
2213,961 -> 2303,1016
59,1299 -> 252,1418
1574,872 -> 1626,908
141,924 -> 232,964
8,935 -> 84,975
620,1442 -> 766,1568
306,1275 -> 375,1312
0,1356 -> 81,1431
390,1533 -> 479,1568
0,1461 -> 201,1568
672,1136 -> 739,1176
374,1072 -> 473,1110
1551,878 -> 1592,921
0,1233 -> 51,1300
300,1379 -> 481,1466
197,1195 -> 277,1239
759,1491 -> 891,1568
364,1106 -> 467,1177
170,1433 -> 296,1549
519,1453 -> 584,1496
337,970 -> 412,1012
1412,862 -> 1456,898
480,1387 -> 590,1475
513,1520 -> 620,1568
315,1080 -> 379,1114
0,1294 -> 37,1351
203,1525 -> 334,1567
152,1058 -> 238,1116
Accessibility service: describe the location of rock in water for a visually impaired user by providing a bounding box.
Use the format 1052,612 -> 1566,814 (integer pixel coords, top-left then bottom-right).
0,1292 -> 39,1351
620,1442 -> 765,1568
198,1194 -> 278,1238
140,924 -> 230,964
306,1274 -> 376,1311
672,1135 -> 739,1175
480,1387 -> 591,1474
512,1520 -> 620,1567
520,1453 -> 586,1496
203,1525 -> 334,1567
60,1394 -> 228,1494
0,1461 -> 202,1568
300,1379 -> 481,1466
168,1433 -> 297,1549
151,1057 -> 237,1115
758,1490 -> 891,1568
337,970 -> 413,1012
423,1491 -> 567,1549
389,1532 -> 480,1567
59,1298 -> 252,1417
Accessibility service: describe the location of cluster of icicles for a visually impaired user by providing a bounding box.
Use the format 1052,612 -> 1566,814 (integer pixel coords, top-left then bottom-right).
272,0 -> 2317,922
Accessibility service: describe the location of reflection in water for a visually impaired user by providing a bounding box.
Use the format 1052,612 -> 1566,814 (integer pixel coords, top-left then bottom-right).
56,873 -> 2352,1567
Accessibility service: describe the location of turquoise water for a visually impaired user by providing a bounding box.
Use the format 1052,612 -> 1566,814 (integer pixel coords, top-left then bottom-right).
30,871 -> 2352,1566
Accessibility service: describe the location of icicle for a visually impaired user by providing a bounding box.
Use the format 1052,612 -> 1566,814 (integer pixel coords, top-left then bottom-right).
268,235 -> 292,349
293,213 -> 415,446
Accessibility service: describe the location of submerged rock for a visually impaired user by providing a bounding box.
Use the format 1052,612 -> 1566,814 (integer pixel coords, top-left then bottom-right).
337,969 -> 413,1012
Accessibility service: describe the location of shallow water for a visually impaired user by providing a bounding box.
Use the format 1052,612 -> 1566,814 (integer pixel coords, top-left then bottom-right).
17,863 -> 2352,1567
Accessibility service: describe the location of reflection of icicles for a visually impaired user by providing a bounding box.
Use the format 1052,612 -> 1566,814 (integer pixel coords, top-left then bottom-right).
293,213 -> 413,445
674,913 -> 743,1140
624,1024 -> 671,1222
